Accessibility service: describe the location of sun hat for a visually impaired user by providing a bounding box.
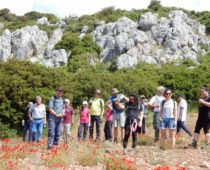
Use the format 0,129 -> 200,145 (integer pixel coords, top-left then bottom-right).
95,89 -> 101,94
112,88 -> 119,94
140,95 -> 145,99
64,99 -> 70,103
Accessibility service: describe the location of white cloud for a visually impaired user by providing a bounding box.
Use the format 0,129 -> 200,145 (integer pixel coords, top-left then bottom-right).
0,0 -> 34,15
162,0 -> 210,11
32,0 -> 151,17
0,0 -> 209,18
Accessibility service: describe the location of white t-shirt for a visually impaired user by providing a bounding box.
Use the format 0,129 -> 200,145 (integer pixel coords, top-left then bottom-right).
162,99 -> 176,119
149,95 -> 165,112
177,98 -> 187,121
29,103 -> 46,119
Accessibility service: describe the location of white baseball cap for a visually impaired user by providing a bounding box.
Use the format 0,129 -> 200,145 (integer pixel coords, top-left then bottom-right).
64,99 -> 70,103
83,101 -> 88,105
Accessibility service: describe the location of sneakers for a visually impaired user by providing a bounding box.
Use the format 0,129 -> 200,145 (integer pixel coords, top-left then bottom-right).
160,146 -> 165,150
188,140 -> 197,148
114,138 -> 118,143
201,143 -> 209,149
47,146 -> 53,150
123,148 -> 127,155
154,138 -> 159,143
130,148 -> 136,155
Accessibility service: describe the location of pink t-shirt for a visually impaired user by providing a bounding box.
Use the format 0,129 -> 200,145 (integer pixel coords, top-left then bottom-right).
80,108 -> 89,123
106,109 -> 113,121
64,107 -> 74,124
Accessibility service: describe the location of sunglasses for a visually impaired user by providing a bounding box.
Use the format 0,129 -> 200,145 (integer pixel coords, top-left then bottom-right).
130,98 -> 135,101
166,93 -> 171,95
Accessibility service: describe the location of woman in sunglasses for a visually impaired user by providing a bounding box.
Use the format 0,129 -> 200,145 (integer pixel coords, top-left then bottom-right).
123,93 -> 143,154
159,89 -> 177,150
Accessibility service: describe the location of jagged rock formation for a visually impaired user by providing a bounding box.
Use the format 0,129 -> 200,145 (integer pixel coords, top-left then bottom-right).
0,19 -> 68,67
0,10 -> 209,69
93,10 -> 210,69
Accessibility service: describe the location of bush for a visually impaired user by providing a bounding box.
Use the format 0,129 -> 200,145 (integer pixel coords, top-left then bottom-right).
55,32 -> 81,52
24,11 -> 59,23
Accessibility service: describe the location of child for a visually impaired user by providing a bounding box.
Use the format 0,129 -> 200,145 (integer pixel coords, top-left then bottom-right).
63,99 -> 74,139
138,95 -> 148,135
78,101 -> 90,142
104,101 -> 113,141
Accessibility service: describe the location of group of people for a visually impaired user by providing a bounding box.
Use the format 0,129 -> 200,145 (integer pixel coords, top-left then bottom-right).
22,85 -> 210,153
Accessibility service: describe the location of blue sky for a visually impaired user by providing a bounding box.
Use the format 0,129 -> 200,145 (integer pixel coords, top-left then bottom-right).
0,0 -> 209,18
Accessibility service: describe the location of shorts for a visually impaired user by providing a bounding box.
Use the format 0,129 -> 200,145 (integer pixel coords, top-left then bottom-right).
194,118 -> 210,134
113,112 -> 125,128
64,123 -> 71,135
160,118 -> 175,129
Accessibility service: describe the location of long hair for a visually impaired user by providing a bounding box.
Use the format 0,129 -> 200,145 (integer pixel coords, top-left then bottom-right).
129,93 -> 139,106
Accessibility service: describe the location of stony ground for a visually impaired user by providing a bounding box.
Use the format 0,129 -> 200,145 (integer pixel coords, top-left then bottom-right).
0,115 -> 209,170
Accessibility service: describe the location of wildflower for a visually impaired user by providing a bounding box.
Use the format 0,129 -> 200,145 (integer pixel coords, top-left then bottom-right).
2,138 -> 10,144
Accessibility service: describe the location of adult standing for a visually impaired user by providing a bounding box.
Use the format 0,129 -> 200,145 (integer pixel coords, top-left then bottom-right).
176,94 -> 192,137
123,93 -> 143,154
89,89 -> 105,141
189,86 -> 210,148
47,87 -> 65,149
159,89 -> 177,149
29,96 -> 46,142
148,86 -> 165,142
22,102 -> 33,142
109,88 -> 126,143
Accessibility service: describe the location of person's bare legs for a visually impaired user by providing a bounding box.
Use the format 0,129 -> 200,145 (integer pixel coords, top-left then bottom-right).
114,127 -> 118,142
169,129 -> 175,149
160,129 -> 166,149
121,127 -> 124,142
194,133 -> 200,142
205,133 -> 210,144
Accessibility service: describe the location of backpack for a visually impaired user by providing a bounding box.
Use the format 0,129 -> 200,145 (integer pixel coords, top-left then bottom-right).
46,96 -> 65,120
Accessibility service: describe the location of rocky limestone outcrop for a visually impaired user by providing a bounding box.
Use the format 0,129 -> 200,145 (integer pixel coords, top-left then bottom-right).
0,29 -> 11,61
0,21 -> 68,67
37,17 -> 67,28
37,17 -> 51,25
93,10 -> 210,69
11,25 -> 48,59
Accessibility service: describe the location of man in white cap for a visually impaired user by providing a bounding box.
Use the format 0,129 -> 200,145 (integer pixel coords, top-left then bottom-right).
89,89 -> 105,141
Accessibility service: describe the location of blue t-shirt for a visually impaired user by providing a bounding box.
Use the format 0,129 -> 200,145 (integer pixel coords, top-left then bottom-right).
109,96 -> 124,114
48,96 -> 64,118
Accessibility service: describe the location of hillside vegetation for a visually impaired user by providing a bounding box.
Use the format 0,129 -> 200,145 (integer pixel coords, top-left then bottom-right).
0,0 -> 210,137
0,53 -> 210,137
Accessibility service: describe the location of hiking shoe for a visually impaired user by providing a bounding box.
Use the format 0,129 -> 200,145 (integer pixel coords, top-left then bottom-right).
188,140 -> 197,148
154,139 -> 159,143
201,143 -> 209,149
47,146 -> 53,150
123,148 -> 127,155
130,148 -> 136,154
160,146 -> 165,150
